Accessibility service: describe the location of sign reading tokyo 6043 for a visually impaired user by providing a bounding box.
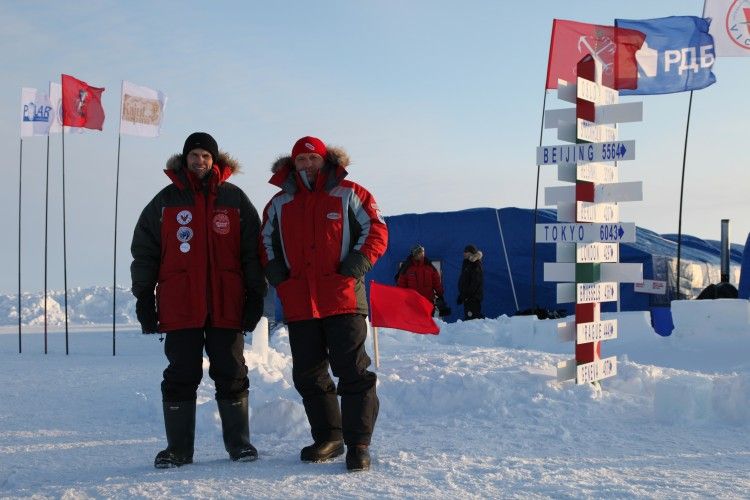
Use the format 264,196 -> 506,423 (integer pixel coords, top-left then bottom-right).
536,140 -> 635,165
536,222 -> 636,243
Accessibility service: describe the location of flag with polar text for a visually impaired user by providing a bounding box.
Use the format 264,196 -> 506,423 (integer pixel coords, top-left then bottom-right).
20,87 -> 53,137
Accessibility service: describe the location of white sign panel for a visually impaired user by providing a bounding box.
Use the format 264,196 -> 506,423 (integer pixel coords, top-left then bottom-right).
558,163 -> 619,184
600,263 -> 643,283
577,77 -> 619,105
576,356 -> 617,385
537,141 -> 635,165
536,223 -> 636,243
634,279 -> 667,295
577,201 -> 619,223
577,119 -> 617,143
576,242 -> 619,263
543,102 -> 643,129
577,319 -> 618,343
577,282 -> 618,304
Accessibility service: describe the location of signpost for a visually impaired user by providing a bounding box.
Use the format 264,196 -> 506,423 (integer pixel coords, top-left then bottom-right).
537,55 -> 644,386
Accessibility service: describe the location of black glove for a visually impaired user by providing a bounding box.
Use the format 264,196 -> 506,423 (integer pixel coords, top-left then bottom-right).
264,258 -> 289,287
242,292 -> 264,333
135,290 -> 158,334
339,250 -> 372,279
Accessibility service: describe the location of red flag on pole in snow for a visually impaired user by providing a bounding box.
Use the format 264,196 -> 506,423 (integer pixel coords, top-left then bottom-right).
61,74 -> 105,130
545,19 -> 645,90
369,281 -> 439,335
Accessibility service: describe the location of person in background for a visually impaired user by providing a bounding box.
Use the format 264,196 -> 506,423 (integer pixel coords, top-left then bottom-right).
396,245 -> 445,311
131,132 -> 266,468
259,136 -> 388,472
457,244 -> 484,320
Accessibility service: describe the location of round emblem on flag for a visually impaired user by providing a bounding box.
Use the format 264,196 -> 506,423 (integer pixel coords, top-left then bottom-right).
726,0 -> 750,51
213,213 -> 230,235
176,210 -> 192,225
177,226 -> 193,243
180,242 -> 191,253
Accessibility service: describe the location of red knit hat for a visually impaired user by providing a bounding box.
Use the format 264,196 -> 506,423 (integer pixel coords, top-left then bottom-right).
292,136 -> 327,160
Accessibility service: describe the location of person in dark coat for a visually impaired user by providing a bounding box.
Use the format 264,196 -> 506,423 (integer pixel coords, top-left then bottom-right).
259,136 -> 388,471
457,244 -> 484,320
131,132 -> 267,468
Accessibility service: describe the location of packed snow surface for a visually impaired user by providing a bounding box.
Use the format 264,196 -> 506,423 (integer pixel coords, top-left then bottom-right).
1,299 -> 749,498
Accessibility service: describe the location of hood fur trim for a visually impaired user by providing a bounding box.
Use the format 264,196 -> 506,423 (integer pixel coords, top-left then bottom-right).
467,251 -> 483,262
166,151 -> 241,173
271,146 -> 350,173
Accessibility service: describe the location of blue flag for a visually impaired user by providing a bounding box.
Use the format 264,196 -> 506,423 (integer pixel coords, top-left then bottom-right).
615,16 -> 716,95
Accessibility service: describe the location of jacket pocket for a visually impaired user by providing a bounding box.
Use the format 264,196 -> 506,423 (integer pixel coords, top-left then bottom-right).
317,273 -> 356,315
219,269 -> 244,324
276,277 -> 310,320
157,272 -> 192,326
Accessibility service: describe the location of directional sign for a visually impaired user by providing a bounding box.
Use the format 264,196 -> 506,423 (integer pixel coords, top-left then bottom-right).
536,222 -> 636,243
557,282 -> 619,304
576,201 -> 619,223
543,263 -> 641,283
537,141 -> 635,165
546,183 -> 641,205
577,319 -> 618,343
576,356 -> 617,385
577,77 -> 619,105
558,163 -> 619,184
576,242 -> 619,263
544,102 -> 643,129
600,263 -> 643,283
576,119 -> 618,143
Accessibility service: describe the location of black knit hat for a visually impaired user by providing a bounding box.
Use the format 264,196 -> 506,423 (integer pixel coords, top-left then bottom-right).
183,132 -> 219,161
464,244 -> 478,253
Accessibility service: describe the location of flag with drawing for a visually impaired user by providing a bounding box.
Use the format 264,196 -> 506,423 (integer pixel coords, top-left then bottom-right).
615,16 -> 717,95
704,0 -> 750,57
119,81 -> 167,137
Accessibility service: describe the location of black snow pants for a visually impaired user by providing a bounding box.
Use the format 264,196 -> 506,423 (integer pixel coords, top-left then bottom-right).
288,313 -> 379,446
161,327 -> 249,402
463,298 -> 483,320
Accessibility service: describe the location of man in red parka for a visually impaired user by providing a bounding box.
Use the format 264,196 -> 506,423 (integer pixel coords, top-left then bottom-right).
131,132 -> 266,468
397,245 -> 445,307
260,136 -> 387,471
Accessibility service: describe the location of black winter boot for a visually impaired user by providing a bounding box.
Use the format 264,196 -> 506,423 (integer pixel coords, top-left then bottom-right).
300,440 -> 345,462
154,401 -> 195,468
217,397 -> 258,462
346,444 -> 371,471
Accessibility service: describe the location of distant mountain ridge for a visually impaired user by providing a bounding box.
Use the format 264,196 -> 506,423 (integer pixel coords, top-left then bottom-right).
0,286 -> 136,326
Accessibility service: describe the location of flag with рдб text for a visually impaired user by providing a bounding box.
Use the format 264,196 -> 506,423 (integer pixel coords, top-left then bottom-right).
61,74 -> 105,130
546,19 -> 645,90
20,87 -> 52,137
369,281 -> 440,335
120,81 -> 167,137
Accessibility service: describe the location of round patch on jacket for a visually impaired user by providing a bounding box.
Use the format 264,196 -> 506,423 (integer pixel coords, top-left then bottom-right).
213,213 -> 230,235
180,242 -> 191,253
176,226 -> 193,243
176,210 -> 192,225
327,212 -> 341,220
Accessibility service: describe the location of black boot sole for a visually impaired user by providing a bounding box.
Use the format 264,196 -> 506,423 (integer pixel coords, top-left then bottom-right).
301,444 -> 345,463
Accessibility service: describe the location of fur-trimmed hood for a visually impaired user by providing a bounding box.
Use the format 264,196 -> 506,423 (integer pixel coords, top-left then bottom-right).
165,151 -> 241,174
465,250 -> 483,262
269,146 -> 350,193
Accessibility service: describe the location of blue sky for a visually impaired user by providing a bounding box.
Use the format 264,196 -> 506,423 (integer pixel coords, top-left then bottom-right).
0,0 -> 746,294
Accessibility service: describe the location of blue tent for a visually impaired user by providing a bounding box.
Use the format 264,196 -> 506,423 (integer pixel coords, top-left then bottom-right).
366,207 -> 745,322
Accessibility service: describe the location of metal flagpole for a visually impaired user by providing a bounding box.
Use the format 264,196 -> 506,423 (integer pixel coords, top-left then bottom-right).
44,135 -> 50,344
18,138 -> 23,354
62,127 -> 69,354
112,133 -> 122,356
530,89 -> 549,312
495,209 -> 519,311
676,90 -> 694,300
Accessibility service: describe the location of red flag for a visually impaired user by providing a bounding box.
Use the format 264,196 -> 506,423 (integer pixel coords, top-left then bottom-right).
369,281 -> 439,335
545,19 -> 645,90
61,74 -> 106,130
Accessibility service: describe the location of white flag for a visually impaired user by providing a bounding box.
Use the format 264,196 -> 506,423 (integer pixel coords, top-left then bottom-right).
49,81 -> 84,134
704,0 -> 750,56
20,87 -> 53,137
119,81 -> 167,137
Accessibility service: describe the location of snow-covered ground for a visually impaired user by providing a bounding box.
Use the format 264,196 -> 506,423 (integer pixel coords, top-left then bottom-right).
1,300 -> 749,498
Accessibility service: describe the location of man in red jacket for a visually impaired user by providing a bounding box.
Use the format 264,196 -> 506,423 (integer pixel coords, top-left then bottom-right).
131,132 -> 266,468
397,245 -> 445,307
260,136 -> 388,471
